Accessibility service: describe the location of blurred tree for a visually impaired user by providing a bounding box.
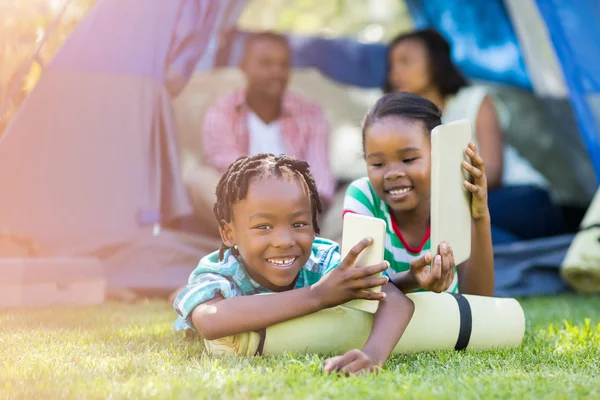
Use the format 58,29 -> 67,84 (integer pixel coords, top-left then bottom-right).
1,0 -> 413,135
237,0 -> 413,42
0,0 -> 97,134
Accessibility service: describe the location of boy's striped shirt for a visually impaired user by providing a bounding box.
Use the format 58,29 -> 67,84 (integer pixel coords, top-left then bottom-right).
173,238 -> 354,332
343,177 -> 458,293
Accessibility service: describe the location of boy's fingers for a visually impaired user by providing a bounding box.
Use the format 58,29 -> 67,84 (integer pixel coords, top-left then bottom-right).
354,261 -> 389,278
353,276 -> 389,290
357,290 -> 386,301
341,237 -> 373,269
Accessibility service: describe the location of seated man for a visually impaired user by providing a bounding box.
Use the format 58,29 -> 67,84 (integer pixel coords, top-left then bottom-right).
186,31 -> 340,239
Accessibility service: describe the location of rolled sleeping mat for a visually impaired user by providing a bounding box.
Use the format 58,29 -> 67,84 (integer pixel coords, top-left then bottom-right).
561,188 -> 600,293
204,292 -> 526,357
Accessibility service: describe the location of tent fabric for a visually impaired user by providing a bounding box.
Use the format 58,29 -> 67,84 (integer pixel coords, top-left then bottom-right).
0,0 -> 223,255
404,0 -> 531,90
51,0 -> 219,96
489,86 -> 596,206
0,69 -> 191,254
534,0 -> 600,184
91,229 -> 221,296
495,0 -> 598,204
503,0 -> 568,98
193,0 -> 249,73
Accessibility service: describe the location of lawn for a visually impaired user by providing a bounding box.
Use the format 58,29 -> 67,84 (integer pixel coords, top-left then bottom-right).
1,294 -> 599,399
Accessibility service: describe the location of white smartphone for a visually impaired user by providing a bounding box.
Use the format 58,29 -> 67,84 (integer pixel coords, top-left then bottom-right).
430,119 -> 472,266
340,212 -> 387,314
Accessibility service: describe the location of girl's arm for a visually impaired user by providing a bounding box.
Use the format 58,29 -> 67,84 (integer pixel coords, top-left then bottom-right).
390,270 -> 420,293
360,283 -> 415,366
457,212 -> 495,296
475,96 -> 504,189
324,283 -> 415,375
458,143 -> 495,296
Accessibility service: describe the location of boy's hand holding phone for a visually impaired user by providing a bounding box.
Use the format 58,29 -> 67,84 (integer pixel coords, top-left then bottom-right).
312,237 -> 389,309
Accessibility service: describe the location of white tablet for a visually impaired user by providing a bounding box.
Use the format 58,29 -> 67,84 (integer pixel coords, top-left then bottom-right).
430,119 -> 472,266
340,212 -> 387,314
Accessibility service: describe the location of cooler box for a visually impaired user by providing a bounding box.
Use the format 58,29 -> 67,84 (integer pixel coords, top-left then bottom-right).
0,258 -> 106,307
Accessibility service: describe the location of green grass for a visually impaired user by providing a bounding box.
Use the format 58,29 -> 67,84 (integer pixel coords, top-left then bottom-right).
1,295 -> 599,399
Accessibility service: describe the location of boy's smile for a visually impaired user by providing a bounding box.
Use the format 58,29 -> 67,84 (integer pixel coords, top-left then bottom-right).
221,176 -> 315,292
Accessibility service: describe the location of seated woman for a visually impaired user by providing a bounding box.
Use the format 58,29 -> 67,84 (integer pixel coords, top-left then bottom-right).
383,29 -> 564,243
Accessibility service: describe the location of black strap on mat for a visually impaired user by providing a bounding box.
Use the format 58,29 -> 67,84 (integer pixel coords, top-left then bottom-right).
254,328 -> 267,356
450,293 -> 473,351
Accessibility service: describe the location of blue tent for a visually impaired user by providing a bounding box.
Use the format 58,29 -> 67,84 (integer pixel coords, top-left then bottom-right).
1,0 -> 598,297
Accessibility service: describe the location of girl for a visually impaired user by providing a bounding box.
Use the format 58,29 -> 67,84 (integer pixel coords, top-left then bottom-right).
383,29 -> 564,242
343,92 -> 494,295
173,153 -> 415,375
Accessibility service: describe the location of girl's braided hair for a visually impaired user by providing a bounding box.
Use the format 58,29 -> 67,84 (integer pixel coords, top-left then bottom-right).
213,153 -> 323,260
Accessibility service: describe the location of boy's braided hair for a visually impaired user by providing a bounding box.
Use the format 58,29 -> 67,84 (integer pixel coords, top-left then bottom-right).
213,153 -> 323,260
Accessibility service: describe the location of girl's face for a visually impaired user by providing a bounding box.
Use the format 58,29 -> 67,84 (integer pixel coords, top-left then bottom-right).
388,39 -> 432,94
221,176 -> 315,292
364,117 -> 431,217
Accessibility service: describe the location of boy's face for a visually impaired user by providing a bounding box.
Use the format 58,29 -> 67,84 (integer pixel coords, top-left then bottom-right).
364,117 -> 431,218
221,176 -> 314,292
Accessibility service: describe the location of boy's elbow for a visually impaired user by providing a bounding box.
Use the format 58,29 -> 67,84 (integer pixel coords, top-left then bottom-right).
198,328 -> 221,341
191,308 -> 223,341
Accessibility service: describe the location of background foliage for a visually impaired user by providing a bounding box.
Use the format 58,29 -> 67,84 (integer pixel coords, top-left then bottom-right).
0,0 -> 412,134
